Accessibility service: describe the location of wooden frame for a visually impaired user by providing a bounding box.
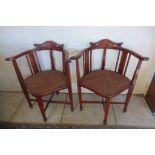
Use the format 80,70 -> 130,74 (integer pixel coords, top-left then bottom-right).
6,41 -> 74,122
71,39 -> 149,125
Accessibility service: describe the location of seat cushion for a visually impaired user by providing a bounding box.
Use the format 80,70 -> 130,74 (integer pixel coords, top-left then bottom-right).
24,70 -> 68,96
81,70 -> 131,97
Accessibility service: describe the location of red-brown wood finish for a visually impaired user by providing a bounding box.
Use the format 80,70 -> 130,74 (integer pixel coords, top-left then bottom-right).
115,50 -> 121,72
103,98 -> 111,125
71,39 -> 149,125
118,50 -> 128,74
27,51 -> 39,74
36,96 -> 47,122
101,48 -> 106,70
6,40 -> 74,122
84,50 -> 90,75
50,50 -> 55,70
76,59 -> 83,111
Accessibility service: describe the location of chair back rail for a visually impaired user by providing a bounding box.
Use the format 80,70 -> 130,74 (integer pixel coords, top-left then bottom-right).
27,52 -> 40,74
101,48 -> 106,70
34,51 -> 42,71
50,50 -> 55,70
83,53 -> 85,73
114,50 -> 121,71
123,53 -> 131,75
118,50 -> 128,74
62,52 -> 66,73
84,49 -> 90,75
89,49 -> 92,71
25,54 -> 33,74
131,59 -> 142,86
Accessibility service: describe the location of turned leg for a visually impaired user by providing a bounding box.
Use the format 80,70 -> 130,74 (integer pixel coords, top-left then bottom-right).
123,87 -> 133,112
103,98 -> 111,125
77,85 -> 83,111
23,89 -> 33,108
36,96 -> 47,122
68,86 -> 74,112
56,91 -> 59,95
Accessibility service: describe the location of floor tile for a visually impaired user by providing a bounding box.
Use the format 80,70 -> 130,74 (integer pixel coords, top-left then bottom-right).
0,92 -> 24,121
61,93 -> 116,125
10,93 -> 67,124
112,95 -> 125,103
2,91 -> 154,128
113,95 -> 155,127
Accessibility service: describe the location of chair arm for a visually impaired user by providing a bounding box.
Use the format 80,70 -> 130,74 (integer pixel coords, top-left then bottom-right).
121,47 -> 149,61
34,44 -> 40,47
63,49 -> 71,63
70,47 -> 90,60
5,51 -> 29,61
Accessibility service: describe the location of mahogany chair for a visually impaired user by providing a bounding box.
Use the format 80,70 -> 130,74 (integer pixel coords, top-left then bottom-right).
71,39 -> 149,125
6,41 -> 74,122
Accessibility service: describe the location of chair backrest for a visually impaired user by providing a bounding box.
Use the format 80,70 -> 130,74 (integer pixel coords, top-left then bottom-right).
81,39 -> 149,87
82,39 -> 123,75
33,41 -> 66,73
6,40 -> 67,86
14,41 -> 67,78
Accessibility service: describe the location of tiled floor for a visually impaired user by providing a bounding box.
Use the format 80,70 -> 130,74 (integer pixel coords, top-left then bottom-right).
0,91 -> 155,128
62,94 -> 115,125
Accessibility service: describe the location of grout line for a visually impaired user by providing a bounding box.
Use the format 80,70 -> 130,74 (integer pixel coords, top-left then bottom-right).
8,96 -> 25,122
112,104 -> 118,126
0,91 -> 23,93
60,93 -> 68,125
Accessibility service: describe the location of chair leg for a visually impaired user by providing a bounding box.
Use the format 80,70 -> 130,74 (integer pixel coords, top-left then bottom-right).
123,87 -> 133,112
103,98 -> 111,125
23,89 -> 33,108
77,85 -> 83,111
68,87 -> 74,112
36,96 -> 47,122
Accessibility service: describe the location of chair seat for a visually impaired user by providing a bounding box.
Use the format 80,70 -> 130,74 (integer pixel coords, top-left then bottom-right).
24,70 -> 68,96
81,70 -> 131,97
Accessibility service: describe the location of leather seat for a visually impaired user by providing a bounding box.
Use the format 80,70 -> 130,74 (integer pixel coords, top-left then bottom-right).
81,70 -> 131,97
24,70 -> 68,96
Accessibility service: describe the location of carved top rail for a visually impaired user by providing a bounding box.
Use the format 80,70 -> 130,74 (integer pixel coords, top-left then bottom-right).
5,41 -> 71,81
71,39 -> 148,61
71,39 -> 149,86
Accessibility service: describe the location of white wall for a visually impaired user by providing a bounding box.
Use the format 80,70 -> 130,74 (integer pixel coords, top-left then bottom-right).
0,26 -> 155,95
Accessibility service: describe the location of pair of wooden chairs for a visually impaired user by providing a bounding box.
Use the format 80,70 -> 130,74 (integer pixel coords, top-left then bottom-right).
6,39 -> 149,124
